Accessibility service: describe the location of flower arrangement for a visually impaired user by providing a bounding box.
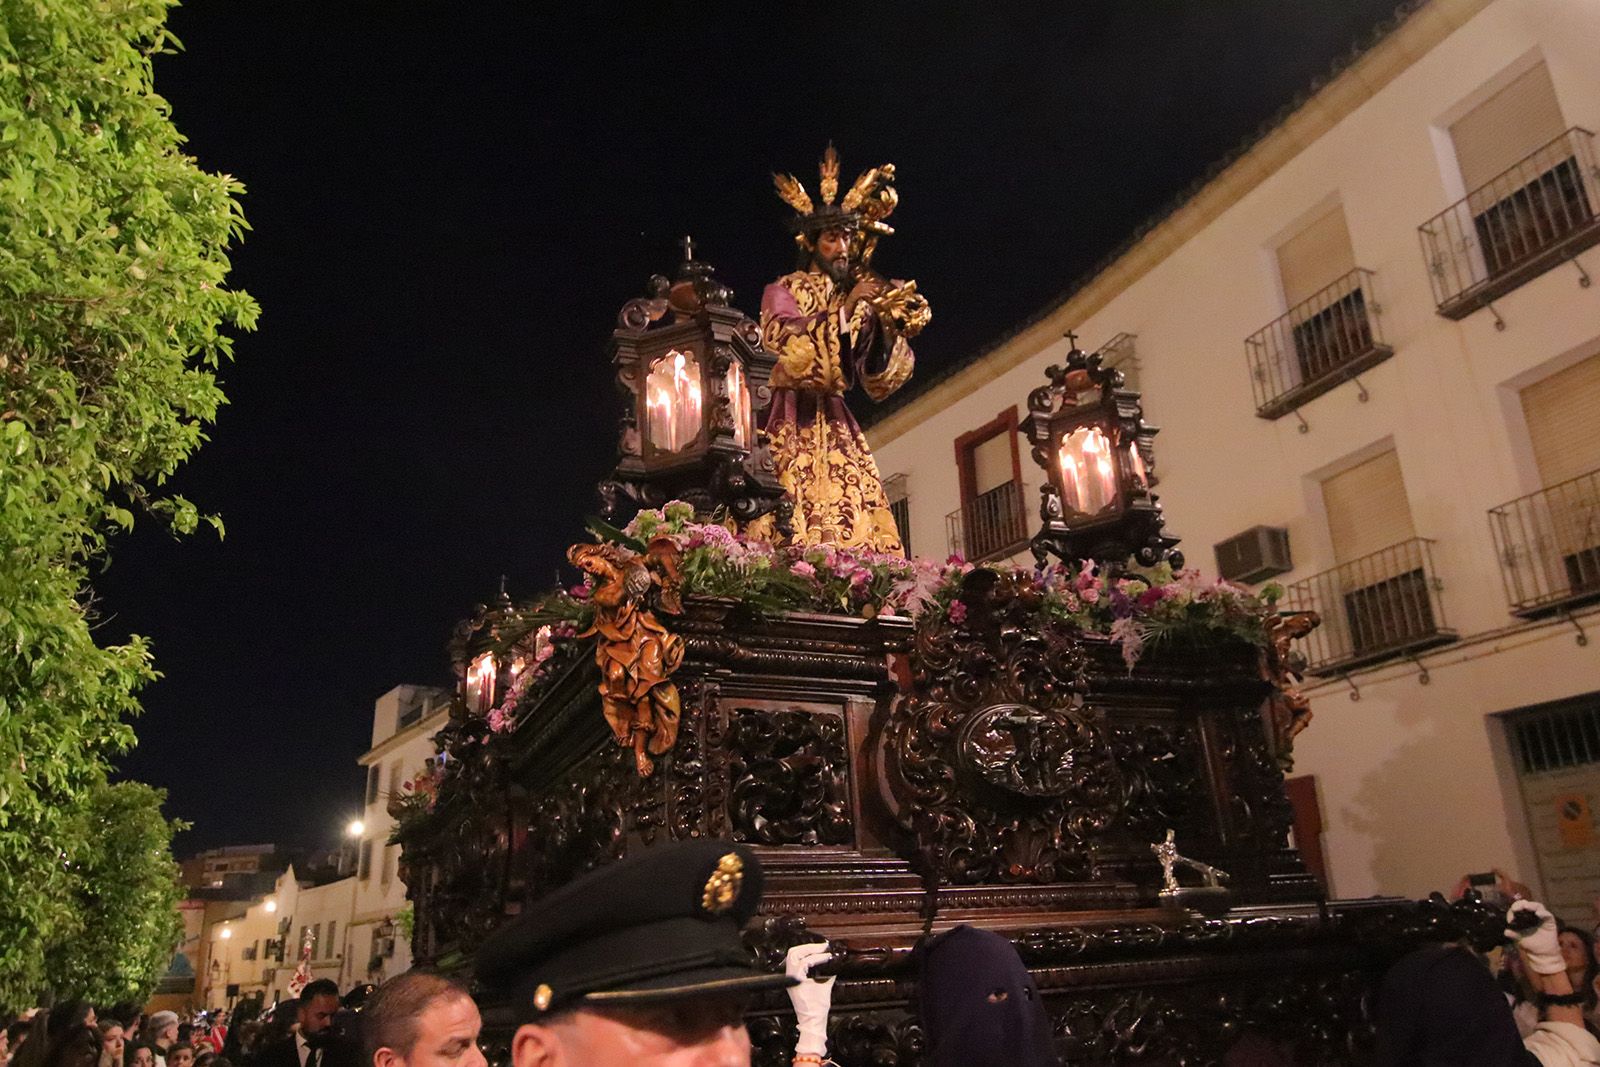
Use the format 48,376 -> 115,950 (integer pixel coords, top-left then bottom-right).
468,501 -> 1285,732
389,758 -> 443,825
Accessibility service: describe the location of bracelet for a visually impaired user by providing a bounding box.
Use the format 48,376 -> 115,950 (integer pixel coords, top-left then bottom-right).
792,1057 -> 825,1067
1537,989 -> 1588,1007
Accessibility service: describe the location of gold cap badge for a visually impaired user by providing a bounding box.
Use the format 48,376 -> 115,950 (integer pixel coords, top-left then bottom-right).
533,983 -> 553,1012
700,852 -> 744,915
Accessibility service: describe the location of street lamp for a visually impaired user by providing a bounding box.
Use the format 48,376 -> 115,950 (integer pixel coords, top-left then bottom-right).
264,898 -> 277,914
1022,335 -> 1182,571
346,819 -> 365,838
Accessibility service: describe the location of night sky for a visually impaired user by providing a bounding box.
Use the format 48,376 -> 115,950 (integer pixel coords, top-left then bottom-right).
99,2 -> 1414,853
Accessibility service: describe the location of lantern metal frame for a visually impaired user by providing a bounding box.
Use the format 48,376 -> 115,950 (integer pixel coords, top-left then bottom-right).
599,241 -> 790,533
1022,341 -> 1182,571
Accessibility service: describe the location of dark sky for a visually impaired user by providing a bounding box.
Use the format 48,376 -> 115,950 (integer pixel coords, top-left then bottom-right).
99,1 -> 1413,853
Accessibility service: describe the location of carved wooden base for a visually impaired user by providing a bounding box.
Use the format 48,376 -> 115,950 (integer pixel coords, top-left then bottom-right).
406,597 -> 1493,1064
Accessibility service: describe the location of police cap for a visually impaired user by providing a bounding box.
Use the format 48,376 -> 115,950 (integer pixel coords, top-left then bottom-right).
475,840 -> 793,1020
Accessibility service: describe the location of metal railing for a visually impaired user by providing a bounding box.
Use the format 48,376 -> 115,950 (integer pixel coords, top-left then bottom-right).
1247,268 -> 1391,419
1419,128 -> 1600,317
1489,468 -> 1600,617
1282,538 -> 1456,675
947,480 -> 1029,562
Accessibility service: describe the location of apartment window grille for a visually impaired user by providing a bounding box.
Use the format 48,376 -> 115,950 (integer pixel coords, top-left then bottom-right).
1283,538 -> 1455,674
1489,354 -> 1600,615
1248,269 -> 1391,420
1422,64 -> 1597,316
1509,700 -> 1600,775
949,408 -> 1029,562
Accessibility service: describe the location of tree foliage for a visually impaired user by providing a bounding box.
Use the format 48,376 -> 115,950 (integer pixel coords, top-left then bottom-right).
43,782 -> 188,1005
0,0 -> 256,1005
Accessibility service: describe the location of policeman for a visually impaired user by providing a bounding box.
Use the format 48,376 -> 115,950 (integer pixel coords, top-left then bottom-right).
475,840 -> 796,1067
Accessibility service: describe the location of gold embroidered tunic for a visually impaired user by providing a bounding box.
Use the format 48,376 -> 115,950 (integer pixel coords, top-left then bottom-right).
759,270 -> 915,554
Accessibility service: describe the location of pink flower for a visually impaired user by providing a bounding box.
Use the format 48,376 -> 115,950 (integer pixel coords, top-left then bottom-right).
1080,586 -> 1100,604
948,601 -> 968,624
486,707 -> 509,733
791,560 -> 817,579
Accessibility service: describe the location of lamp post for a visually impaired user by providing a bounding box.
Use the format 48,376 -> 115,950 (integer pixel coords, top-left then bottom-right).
342,818 -> 363,987
1022,335 -> 1182,572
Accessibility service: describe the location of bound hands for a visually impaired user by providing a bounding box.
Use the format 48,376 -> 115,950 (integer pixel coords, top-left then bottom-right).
784,941 -> 836,1059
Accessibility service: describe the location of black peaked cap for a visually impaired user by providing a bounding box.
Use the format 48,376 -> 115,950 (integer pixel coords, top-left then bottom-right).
475,839 -> 792,1019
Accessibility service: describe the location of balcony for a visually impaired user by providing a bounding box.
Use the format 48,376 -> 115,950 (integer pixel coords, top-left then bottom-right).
1247,268 -> 1392,419
1420,128 -> 1600,319
1282,538 -> 1456,675
1489,469 -> 1600,618
946,479 -> 1029,562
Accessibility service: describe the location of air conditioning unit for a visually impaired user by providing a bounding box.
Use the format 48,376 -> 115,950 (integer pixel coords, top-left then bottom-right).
1214,525 -> 1292,584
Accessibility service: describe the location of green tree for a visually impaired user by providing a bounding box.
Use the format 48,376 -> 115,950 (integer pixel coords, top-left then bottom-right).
43,782 -> 188,1004
0,0 -> 256,1005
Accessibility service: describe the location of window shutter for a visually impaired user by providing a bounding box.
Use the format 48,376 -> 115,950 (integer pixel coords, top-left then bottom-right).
1277,206 -> 1357,309
1522,354 -> 1600,488
1321,449 -> 1416,564
972,431 -> 1015,494
1450,62 -> 1567,192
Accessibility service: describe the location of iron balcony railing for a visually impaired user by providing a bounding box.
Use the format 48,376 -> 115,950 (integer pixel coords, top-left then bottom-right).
947,479 -> 1029,563
1247,268 -> 1392,419
1419,127 -> 1600,318
1489,468 -> 1600,617
1282,538 -> 1456,675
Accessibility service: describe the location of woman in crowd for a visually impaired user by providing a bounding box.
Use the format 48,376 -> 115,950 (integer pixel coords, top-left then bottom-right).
96,1021 -> 124,1067
126,1045 -> 155,1067
40,1027 -> 99,1067
1556,924 -> 1599,1026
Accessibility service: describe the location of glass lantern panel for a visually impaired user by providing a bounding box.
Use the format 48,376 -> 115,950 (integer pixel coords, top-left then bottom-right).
1057,425 -> 1121,517
725,360 -> 752,449
466,651 -> 496,713
645,349 -> 703,454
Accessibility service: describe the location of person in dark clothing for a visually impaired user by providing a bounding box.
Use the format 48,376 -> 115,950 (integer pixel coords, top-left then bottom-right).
253,984 -> 349,1067
916,925 -> 1058,1067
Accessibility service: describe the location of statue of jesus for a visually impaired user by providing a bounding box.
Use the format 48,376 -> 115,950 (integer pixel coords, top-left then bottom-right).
760,146 -> 928,556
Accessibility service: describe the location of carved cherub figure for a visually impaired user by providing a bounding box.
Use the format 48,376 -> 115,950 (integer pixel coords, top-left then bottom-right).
568,537 -> 685,778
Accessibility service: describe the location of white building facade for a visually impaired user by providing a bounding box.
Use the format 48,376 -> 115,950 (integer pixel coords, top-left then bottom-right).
870,0 -> 1600,920
346,684 -> 451,985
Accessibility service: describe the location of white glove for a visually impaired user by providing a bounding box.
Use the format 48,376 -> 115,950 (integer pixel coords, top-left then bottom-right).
1507,899 -> 1565,975
784,941 -> 835,1058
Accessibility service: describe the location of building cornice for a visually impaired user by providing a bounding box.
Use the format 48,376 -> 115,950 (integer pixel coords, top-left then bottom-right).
359,707 -> 451,766
866,0 -> 1495,451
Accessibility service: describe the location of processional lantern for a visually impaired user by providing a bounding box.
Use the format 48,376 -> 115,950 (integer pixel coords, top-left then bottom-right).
1022,334 -> 1182,570
599,237 -> 789,535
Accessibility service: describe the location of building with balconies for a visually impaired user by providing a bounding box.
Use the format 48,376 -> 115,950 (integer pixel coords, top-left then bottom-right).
345,684 -> 451,986
868,0 -> 1600,921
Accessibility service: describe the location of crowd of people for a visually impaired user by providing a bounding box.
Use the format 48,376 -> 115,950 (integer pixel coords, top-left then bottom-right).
3,846 -> 1598,1067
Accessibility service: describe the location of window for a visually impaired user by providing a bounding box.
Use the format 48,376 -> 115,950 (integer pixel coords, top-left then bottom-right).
381,845 -> 396,888
1451,62 -> 1566,198
949,408 -> 1028,562
1521,354 -> 1600,489
1320,450 -> 1436,659
1277,205 -> 1356,311
365,765 -> 380,806
1496,354 -> 1600,609
326,921 -> 337,959
1322,449 -> 1415,566
388,761 -> 402,805
1423,61 -> 1598,316
397,698 -> 422,729
312,923 -> 321,957
358,839 -> 373,881
883,473 -> 911,556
